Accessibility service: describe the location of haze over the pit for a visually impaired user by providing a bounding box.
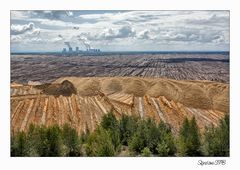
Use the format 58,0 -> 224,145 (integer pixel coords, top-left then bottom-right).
11,10 -> 229,52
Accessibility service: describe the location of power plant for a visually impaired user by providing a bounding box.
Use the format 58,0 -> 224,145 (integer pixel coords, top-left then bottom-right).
62,46 -> 101,55
62,40 -> 101,56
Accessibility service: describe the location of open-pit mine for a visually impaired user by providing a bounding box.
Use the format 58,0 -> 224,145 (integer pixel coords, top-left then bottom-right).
11,53 -> 229,84
11,76 -> 229,135
11,53 -> 229,134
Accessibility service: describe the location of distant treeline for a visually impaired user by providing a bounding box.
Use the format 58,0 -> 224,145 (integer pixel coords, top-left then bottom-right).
11,113 -> 229,157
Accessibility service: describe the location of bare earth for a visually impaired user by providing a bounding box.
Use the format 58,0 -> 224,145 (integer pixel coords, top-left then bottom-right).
11,53 -> 229,84
10,53 -> 229,134
11,76 -> 229,134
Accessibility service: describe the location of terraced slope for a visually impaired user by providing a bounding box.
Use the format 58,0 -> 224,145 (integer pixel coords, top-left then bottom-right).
11,77 -> 229,134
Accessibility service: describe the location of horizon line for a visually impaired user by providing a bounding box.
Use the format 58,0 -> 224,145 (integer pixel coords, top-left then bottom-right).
11,50 -> 230,54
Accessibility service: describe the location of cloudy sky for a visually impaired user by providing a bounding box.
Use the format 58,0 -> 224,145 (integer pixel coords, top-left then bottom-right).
10,10 -> 229,52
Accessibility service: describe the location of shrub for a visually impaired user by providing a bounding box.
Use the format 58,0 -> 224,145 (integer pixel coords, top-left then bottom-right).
12,123 -> 114,157
45,125 -> 63,156
100,112 -> 119,131
34,126 -> 51,156
119,114 -> 138,145
62,124 -> 81,156
129,118 -> 161,154
23,124 -> 62,156
85,127 -> 115,156
11,114 -> 228,157
157,141 -> 169,156
11,132 -> 27,156
24,124 -> 41,156
141,147 -> 152,157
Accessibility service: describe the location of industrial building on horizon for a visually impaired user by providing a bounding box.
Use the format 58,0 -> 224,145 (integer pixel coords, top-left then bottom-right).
62,42 -> 101,56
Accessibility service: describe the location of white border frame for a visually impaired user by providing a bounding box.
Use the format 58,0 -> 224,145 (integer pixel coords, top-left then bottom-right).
1,0 -> 239,170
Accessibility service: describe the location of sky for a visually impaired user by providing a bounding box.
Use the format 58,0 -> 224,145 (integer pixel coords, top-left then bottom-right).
10,10 -> 229,52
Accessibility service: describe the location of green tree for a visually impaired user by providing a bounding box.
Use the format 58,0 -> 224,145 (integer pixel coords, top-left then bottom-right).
33,125 -> 63,156
129,118 -> 161,154
101,112 -> 121,151
34,126 -> 50,156
129,119 -> 147,153
119,114 -> 138,145
203,115 -> 229,156
188,117 -> 201,155
100,112 -> 119,130
157,122 -> 176,156
45,125 -> 63,156
62,124 -> 81,156
80,124 -> 90,144
85,127 -> 115,156
25,124 -> 40,156
178,117 -> 201,156
11,124 -> 82,157
11,131 -> 27,156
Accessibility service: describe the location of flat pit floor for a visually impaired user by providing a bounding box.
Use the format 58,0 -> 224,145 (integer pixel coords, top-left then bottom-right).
11,53 -> 229,83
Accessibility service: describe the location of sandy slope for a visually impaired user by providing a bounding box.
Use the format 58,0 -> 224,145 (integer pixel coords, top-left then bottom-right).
11,77 -> 229,134
54,77 -> 229,112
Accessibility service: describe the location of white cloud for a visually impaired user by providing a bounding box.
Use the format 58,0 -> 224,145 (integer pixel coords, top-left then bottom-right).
11,11 -> 28,20
25,37 -> 43,43
29,11 -> 75,20
11,35 -> 22,43
98,25 -> 136,40
10,22 -> 42,45
11,22 -> 35,35
137,30 -> 151,39
27,18 -> 76,28
10,10 -> 230,52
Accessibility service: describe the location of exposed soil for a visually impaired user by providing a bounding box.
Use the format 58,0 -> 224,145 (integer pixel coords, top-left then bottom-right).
37,80 -> 77,96
11,54 -> 229,84
11,77 -> 229,134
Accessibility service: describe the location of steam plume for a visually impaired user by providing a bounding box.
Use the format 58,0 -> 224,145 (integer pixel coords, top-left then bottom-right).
77,35 -> 91,50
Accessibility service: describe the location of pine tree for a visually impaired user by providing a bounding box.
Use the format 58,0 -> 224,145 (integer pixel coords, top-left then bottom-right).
129,118 -> 161,154
11,131 -> 27,156
178,117 -> 190,156
33,125 -> 63,156
46,125 -> 63,156
157,122 -> 176,156
203,114 -> 229,156
119,114 -> 138,145
100,112 -> 119,131
25,124 -> 40,156
178,117 -> 201,156
85,127 -> 115,156
62,124 -> 81,156
100,112 -> 121,151
188,117 -> 201,155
